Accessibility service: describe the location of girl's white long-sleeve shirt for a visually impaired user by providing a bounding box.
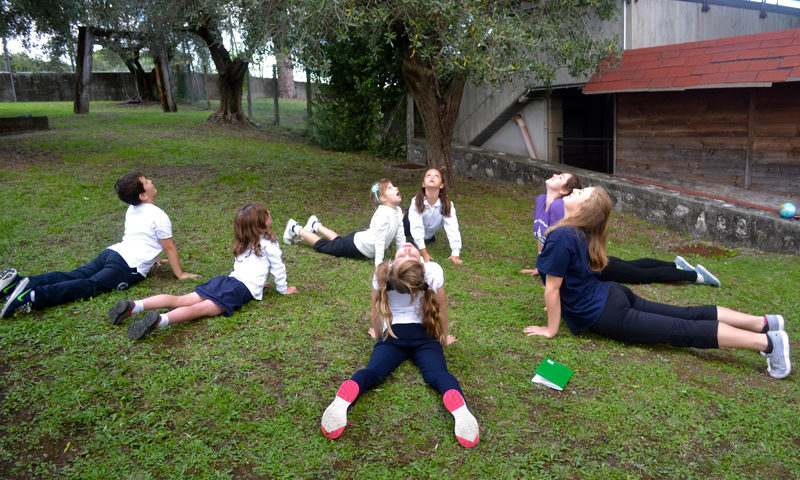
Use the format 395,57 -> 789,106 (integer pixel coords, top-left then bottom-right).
229,237 -> 288,299
353,205 -> 405,266
372,261 -> 444,326
407,198 -> 462,256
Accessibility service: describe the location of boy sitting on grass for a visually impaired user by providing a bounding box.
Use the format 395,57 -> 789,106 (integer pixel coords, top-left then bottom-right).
0,172 -> 197,318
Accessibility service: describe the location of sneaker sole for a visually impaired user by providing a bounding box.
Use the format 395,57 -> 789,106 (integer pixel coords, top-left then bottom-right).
283,219 -> 297,245
127,311 -> 160,340
768,331 -> 792,379
108,300 -> 133,325
443,389 -> 479,448
0,268 -> 18,291
321,380 -> 359,439
0,277 -> 30,319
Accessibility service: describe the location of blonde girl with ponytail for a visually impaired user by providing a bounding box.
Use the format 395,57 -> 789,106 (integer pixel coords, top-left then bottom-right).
321,244 -> 480,448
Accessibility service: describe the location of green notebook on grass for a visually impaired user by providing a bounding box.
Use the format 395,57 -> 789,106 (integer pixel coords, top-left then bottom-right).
532,357 -> 574,391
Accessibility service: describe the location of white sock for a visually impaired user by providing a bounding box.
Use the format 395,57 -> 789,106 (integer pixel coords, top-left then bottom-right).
30,291 -> 35,302
158,314 -> 170,329
132,301 -> 144,314
695,273 -> 704,284
292,223 -> 301,235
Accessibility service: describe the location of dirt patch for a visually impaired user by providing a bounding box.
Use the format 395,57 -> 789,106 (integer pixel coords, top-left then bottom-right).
672,243 -> 737,258
392,163 -> 426,170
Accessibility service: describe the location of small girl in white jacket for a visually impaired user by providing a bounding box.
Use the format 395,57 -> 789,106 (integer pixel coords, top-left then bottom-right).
283,180 -> 405,267
108,202 -> 298,340
403,168 -> 463,264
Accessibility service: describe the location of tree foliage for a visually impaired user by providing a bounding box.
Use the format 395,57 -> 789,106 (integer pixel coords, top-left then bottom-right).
296,0 -> 620,187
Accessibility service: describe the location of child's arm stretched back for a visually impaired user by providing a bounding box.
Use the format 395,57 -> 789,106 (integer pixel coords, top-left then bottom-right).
159,238 -> 197,279
265,241 -> 297,295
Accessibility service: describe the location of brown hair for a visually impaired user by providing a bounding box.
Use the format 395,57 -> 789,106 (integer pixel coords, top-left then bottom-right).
371,179 -> 393,206
546,187 -> 612,271
371,260 -> 446,344
413,168 -> 451,217
233,202 -> 277,257
114,172 -> 145,205
556,173 -> 583,199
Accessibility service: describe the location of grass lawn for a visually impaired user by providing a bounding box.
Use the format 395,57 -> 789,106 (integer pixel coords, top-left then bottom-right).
0,101 -> 798,479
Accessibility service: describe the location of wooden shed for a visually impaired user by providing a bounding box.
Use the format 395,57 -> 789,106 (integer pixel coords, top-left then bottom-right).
584,28 -> 800,196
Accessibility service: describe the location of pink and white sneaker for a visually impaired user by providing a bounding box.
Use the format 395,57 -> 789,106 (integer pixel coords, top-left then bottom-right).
443,389 -> 480,448
321,380 -> 359,439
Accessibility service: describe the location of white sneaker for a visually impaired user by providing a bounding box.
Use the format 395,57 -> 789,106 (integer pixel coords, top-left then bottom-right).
304,215 -> 319,233
763,330 -> 791,379
283,219 -> 299,245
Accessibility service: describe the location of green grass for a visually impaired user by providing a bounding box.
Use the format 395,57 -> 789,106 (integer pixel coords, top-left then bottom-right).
0,101 -> 798,479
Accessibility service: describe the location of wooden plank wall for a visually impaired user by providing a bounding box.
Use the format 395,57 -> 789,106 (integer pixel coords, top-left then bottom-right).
615,84 -> 800,195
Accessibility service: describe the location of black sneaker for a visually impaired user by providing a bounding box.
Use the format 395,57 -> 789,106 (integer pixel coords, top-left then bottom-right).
0,277 -> 32,319
127,311 -> 161,340
108,300 -> 135,325
0,268 -> 19,298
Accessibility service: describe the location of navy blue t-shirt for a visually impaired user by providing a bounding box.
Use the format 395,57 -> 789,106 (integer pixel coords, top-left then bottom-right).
536,226 -> 611,333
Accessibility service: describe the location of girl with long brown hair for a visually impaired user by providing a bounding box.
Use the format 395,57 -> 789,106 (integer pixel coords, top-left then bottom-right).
320,244 -> 480,448
404,168 -> 463,264
524,186 -> 791,379
108,202 -> 298,340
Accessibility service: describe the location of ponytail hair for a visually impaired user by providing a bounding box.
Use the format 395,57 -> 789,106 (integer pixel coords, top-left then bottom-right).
371,179 -> 392,206
414,168 -> 451,217
371,260 -> 446,344
546,186 -> 612,271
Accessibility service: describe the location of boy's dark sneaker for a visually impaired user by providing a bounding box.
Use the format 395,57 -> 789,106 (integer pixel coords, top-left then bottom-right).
127,311 -> 161,340
0,277 -> 32,319
108,300 -> 135,325
0,268 -> 19,298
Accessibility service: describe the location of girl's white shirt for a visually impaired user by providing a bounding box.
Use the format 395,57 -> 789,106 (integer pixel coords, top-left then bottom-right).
353,204 -> 405,266
372,261 -> 444,327
407,197 -> 462,256
229,236 -> 288,299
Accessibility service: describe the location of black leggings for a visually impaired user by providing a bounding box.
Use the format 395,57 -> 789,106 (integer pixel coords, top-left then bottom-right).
599,256 -> 697,284
590,283 -> 719,348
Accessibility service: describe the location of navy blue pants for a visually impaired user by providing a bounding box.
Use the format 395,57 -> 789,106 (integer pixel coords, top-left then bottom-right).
28,249 -> 145,309
599,256 -> 696,284
590,282 -> 719,348
350,324 -> 462,402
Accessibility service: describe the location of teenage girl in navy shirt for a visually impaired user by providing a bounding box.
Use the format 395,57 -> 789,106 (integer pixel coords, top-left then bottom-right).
524,186 -> 791,379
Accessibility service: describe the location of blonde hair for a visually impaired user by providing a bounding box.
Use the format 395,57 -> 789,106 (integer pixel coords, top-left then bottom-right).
233,202 -> 277,257
546,187 -> 612,271
371,260 -> 446,344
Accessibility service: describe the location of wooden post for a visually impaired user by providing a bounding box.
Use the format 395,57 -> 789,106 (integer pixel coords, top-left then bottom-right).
203,62 -> 211,110
2,37 -> 17,102
406,94 -> 415,164
272,64 -> 279,126
306,72 -> 312,119
246,70 -> 253,121
73,26 -> 93,114
745,92 -> 755,190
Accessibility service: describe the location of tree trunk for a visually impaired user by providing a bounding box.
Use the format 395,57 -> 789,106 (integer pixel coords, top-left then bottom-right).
124,58 -> 157,102
277,51 -> 296,99
401,49 -> 465,189
189,24 -> 251,126
73,26 -> 93,114
153,44 -> 177,112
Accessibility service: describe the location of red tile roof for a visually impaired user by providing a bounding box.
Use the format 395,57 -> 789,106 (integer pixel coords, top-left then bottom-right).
584,28 -> 800,94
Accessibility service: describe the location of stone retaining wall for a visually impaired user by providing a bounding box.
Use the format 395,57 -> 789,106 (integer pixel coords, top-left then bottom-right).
409,139 -> 800,254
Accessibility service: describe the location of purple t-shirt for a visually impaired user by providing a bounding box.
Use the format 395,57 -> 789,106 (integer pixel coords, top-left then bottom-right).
532,194 -> 565,244
536,226 -> 610,334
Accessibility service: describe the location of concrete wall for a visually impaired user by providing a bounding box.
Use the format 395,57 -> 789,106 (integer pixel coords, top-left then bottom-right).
0,71 -> 307,103
408,139 -> 800,254
626,0 -> 800,49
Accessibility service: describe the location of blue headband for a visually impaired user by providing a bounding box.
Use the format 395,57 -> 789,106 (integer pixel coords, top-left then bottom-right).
371,183 -> 380,202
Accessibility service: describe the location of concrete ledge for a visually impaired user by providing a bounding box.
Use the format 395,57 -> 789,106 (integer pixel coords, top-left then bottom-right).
0,116 -> 49,135
409,139 -> 800,254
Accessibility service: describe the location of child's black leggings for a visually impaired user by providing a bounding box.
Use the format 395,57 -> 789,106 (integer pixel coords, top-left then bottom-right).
599,256 -> 697,284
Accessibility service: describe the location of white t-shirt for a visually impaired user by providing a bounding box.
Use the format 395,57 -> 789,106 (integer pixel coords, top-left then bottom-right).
108,203 -> 172,277
407,197 -> 462,256
353,205 -> 405,266
229,237 -> 288,299
372,261 -> 444,326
